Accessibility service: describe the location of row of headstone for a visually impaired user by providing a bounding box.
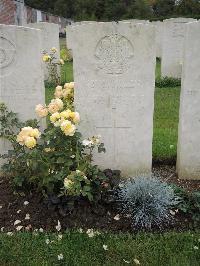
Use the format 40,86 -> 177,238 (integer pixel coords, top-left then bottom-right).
1,21 -> 200,180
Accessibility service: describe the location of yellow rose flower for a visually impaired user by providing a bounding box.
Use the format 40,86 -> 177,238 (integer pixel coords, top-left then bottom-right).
54,86 -> 63,98
42,54 -> 51,62
16,132 -> 27,145
62,88 -> 73,98
48,99 -> 63,114
50,112 -> 60,123
54,98 -> 64,109
64,83 -> 70,89
69,112 -> 80,124
59,59 -> 64,65
68,82 -> 75,89
35,104 -> 48,118
64,178 -> 74,189
17,127 -> 41,147
51,47 -> 58,53
91,135 -> 101,145
60,109 -> 72,119
20,127 -> 34,137
60,120 -> 76,136
24,136 -> 37,149
30,128 -> 41,139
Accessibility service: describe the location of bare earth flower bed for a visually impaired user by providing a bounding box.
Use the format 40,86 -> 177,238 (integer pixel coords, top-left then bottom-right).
0,165 -> 199,233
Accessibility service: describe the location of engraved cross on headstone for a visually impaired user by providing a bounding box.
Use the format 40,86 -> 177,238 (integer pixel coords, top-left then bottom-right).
96,101 -> 132,163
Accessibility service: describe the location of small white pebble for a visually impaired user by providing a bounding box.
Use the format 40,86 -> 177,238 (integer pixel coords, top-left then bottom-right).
1,227 -> 4,232
57,254 -> 64,260
0,205 -> 3,209
39,228 -> 44,233
24,201 -> 29,206
14,220 -> 21,226
17,210 -> 21,214
103,245 -> 108,251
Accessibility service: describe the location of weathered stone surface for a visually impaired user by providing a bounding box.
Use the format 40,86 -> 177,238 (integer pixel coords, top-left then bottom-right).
68,22 -> 156,176
161,18 -> 196,78
177,21 -> 200,180
121,19 -> 149,24
151,21 -> 163,58
28,22 -> 60,80
0,24 -> 45,166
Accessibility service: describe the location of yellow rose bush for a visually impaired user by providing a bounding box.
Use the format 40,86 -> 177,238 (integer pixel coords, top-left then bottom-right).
0,84 -> 107,203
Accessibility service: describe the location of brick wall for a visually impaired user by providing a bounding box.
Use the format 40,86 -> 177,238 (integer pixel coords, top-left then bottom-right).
0,0 -> 16,25
0,0 -> 70,33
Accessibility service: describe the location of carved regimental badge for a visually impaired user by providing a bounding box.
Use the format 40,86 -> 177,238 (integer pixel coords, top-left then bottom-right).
95,34 -> 134,75
0,36 -> 16,75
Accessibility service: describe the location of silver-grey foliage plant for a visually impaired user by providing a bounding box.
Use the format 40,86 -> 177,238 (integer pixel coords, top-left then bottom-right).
117,176 -> 178,230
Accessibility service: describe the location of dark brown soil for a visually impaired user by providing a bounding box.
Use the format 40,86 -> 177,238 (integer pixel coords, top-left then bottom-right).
0,165 -> 199,233
153,165 -> 200,192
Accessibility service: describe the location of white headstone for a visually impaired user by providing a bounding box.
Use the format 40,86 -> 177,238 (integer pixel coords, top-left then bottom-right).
177,21 -> 200,180
28,22 -> 60,80
68,22 -> 156,176
161,18 -> 196,78
151,21 -> 163,58
0,25 -> 45,166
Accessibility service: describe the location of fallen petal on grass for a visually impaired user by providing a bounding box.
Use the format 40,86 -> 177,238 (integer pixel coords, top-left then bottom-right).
123,259 -> 130,264
133,259 -> 140,265
103,245 -> 108,251
16,226 -> 23,231
57,254 -> 64,260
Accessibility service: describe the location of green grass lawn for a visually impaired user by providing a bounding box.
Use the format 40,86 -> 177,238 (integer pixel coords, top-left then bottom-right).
0,231 -> 199,265
153,86 -> 180,160
46,59 -> 180,161
156,58 -> 161,80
